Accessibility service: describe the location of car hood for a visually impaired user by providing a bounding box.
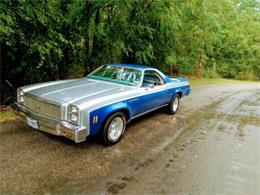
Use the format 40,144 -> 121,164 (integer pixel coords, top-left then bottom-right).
25,78 -> 131,104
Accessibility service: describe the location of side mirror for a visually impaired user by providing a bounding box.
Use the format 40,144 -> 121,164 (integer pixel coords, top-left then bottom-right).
158,81 -> 164,85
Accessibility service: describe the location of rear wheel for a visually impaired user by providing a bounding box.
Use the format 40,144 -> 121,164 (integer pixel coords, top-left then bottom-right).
168,94 -> 180,114
102,112 -> 126,145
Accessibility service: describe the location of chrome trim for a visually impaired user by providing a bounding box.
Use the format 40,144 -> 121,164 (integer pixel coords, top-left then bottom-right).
15,102 -> 87,143
24,92 -> 61,107
172,97 -> 179,112
108,117 -> 124,142
23,94 -> 61,120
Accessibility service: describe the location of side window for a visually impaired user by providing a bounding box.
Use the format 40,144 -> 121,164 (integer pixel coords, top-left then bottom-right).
143,70 -> 165,86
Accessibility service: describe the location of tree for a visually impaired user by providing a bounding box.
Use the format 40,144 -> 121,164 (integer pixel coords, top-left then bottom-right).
0,0 -> 259,98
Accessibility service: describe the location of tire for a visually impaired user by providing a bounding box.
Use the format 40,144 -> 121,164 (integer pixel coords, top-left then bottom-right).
102,112 -> 126,146
168,94 -> 180,115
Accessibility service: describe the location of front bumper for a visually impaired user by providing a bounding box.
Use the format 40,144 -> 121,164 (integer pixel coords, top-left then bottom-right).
15,102 -> 87,143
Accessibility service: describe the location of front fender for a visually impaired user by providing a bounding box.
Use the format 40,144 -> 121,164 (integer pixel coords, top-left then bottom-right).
89,101 -> 131,135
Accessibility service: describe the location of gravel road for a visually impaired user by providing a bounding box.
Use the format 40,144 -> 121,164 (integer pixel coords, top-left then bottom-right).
1,83 -> 260,194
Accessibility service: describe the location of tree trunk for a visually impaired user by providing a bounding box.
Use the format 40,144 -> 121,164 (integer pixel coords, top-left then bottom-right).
57,0 -> 71,79
58,49 -> 69,79
0,43 -> 4,105
83,1 -> 98,75
168,64 -> 173,76
89,8 -> 101,71
196,55 -> 202,79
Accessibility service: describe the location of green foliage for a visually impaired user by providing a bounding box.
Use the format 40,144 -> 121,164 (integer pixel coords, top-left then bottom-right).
0,0 -> 259,87
0,0 -> 73,84
202,67 -> 220,79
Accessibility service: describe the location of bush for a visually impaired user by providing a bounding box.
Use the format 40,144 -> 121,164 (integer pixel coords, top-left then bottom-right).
235,70 -> 258,81
202,67 -> 220,79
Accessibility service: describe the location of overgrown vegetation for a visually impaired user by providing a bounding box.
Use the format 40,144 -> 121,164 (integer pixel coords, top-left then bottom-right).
0,0 -> 259,89
189,78 -> 259,86
0,107 -> 17,122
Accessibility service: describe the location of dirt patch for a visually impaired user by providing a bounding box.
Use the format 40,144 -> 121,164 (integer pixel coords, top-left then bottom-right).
108,182 -> 127,194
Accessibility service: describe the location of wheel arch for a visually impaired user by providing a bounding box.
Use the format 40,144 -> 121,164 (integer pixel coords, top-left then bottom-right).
89,103 -> 131,135
176,91 -> 183,98
170,90 -> 182,100
104,108 -> 130,122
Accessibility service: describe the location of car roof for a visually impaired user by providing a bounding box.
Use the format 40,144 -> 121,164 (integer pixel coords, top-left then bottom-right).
107,63 -> 151,70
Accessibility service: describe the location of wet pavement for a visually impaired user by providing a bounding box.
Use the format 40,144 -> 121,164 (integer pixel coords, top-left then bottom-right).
1,83 -> 260,194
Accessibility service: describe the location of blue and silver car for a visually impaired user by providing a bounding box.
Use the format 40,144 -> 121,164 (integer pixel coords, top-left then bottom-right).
16,64 -> 190,145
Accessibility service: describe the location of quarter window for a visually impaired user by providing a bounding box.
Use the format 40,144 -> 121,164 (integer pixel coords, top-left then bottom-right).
143,70 -> 165,86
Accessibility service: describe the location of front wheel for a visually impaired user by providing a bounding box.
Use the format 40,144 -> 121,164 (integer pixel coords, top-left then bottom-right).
102,112 -> 126,146
168,94 -> 180,115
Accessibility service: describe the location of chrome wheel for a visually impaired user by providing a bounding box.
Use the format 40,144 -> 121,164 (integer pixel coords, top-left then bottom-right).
168,94 -> 180,115
172,97 -> 179,112
107,117 -> 124,142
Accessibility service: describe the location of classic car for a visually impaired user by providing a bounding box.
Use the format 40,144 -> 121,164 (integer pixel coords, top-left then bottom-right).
16,64 -> 190,145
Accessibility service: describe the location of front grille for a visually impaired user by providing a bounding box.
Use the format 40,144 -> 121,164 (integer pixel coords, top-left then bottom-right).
24,95 -> 61,119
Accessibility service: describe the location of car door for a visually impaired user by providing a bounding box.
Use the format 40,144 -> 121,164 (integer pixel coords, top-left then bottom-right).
135,70 -> 169,113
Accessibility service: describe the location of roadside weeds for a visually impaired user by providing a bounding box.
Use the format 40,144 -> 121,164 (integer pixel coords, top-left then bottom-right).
0,107 -> 17,123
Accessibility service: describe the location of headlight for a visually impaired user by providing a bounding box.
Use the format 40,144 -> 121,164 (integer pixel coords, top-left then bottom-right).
69,105 -> 79,124
70,106 -> 78,113
17,89 -> 24,103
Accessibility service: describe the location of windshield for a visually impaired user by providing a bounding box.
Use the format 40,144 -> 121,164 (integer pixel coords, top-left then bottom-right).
87,65 -> 142,86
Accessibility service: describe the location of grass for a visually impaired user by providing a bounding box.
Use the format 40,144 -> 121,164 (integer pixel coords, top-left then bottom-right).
0,107 -> 17,123
189,78 -> 259,86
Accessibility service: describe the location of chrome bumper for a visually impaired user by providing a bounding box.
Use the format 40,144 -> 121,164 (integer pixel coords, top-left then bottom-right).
15,102 -> 87,143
